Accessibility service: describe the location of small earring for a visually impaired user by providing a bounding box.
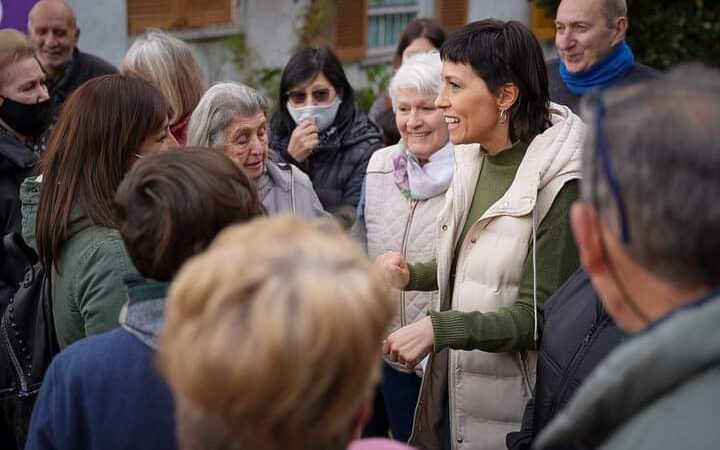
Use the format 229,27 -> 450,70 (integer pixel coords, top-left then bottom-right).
499,108 -> 508,124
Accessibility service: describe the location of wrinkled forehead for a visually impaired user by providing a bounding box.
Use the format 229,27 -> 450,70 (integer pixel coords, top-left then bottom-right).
0,56 -> 44,89
556,0 -> 606,23
30,2 -> 77,31
229,111 -> 267,130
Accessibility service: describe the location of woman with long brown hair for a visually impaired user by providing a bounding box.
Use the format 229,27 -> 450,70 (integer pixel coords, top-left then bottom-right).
22,74 -> 177,349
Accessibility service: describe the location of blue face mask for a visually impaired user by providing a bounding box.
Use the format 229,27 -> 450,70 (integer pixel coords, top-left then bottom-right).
286,97 -> 342,132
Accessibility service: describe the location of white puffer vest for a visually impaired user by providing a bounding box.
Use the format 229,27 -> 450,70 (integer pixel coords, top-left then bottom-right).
415,103 -> 584,450
365,143 -> 450,372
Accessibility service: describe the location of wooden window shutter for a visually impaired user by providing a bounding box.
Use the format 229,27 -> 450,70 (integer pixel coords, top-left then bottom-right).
128,0 -> 232,34
436,0 -> 467,33
333,0 -> 368,62
128,0 -> 181,35
531,2 -> 555,40
185,0 -> 233,29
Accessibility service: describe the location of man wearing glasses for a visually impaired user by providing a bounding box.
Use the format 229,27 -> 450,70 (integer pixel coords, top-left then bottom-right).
536,64 -> 720,450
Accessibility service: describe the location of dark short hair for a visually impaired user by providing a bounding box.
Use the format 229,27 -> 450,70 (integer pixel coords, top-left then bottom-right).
393,17 -> 447,68
271,46 -> 354,140
440,19 -> 550,142
115,147 -> 264,281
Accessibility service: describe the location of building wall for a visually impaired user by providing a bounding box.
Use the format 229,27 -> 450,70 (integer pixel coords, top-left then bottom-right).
468,0 -> 530,23
66,0 -> 128,67
55,0 -> 547,97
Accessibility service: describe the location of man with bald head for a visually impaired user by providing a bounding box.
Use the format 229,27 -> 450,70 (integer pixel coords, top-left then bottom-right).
547,0 -> 656,112
27,0 -> 116,117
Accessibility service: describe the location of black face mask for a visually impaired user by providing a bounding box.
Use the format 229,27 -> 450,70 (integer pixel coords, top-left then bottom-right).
0,97 -> 52,137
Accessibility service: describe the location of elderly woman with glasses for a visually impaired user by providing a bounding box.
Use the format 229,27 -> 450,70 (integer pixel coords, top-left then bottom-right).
187,82 -> 326,219
361,51 -> 452,443
270,46 -> 382,227
377,20 -> 585,450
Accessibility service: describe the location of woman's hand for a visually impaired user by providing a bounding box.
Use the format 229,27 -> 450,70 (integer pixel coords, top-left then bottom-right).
287,120 -> 319,162
383,316 -> 435,369
375,251 -> 410,289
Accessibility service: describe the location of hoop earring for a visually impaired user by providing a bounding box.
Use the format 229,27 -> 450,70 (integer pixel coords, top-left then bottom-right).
499,108 -> 508,124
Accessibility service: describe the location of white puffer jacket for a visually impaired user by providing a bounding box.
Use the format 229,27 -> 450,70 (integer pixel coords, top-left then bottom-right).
410,103 -> 585,450
365,142 -> 450,373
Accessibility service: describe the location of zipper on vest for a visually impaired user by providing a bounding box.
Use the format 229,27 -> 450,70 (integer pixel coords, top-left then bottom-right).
519,351 -> 533,395
449,351 -> 460,447
289,167 -> 296,214
399,200 -> 419,327
407,351 -> 429,444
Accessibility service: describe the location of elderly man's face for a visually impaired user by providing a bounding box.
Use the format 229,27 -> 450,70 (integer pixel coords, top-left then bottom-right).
223,112 -> 269,180
28,2 -> 79,75
555,0 -> 624,74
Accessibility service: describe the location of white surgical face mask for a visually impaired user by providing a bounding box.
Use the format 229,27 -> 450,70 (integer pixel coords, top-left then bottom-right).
286,97 -> 342,132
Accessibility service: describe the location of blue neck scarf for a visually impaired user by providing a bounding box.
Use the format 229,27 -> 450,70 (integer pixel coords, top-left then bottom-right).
560,41 -> 635,95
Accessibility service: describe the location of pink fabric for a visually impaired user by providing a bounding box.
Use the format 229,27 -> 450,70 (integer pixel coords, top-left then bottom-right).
348,438 -> 416,450
170,115 -> 190,146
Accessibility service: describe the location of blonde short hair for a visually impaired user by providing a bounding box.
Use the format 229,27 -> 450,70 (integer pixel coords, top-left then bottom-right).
0,30 -> 37,89
121,29 -> 206,124
159,216 -> 394,450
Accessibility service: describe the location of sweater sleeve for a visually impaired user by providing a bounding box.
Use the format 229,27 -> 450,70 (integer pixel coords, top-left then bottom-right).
430,180 -> 579,353
406,259 -> 439,292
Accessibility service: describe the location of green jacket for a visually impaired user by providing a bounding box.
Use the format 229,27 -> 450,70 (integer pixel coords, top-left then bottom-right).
535,291 -> 720,450
21,177 -> 136,349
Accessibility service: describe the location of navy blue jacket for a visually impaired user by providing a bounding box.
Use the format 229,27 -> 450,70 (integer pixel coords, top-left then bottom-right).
506,269 -> 626,450
24,328 -> 177,450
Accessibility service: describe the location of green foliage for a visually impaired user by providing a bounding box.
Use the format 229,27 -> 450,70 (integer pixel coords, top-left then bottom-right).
531,0 -> 720,70
294,0 -> 339,50
224,35 -> 282,111
355,64 -> 392,113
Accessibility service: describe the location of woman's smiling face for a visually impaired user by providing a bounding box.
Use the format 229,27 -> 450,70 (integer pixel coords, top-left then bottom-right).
395,88 -> 449,161
434,61 -> 503,148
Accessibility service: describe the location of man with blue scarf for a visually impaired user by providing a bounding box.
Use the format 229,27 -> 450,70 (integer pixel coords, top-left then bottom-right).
547,0 -> 656,113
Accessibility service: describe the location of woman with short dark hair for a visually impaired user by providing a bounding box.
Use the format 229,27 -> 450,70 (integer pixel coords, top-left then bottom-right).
26,74 -> 178,349
270,46 -> 381,226
378,20 -> 585,450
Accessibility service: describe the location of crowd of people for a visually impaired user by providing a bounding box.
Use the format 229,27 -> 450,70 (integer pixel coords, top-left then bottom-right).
1,0 -> 719,450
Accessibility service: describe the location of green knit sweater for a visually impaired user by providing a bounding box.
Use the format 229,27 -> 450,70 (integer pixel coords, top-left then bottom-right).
406,141 -> 579,352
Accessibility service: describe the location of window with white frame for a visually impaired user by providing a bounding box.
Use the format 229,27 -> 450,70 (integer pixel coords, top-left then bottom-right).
367,0 -> 419,57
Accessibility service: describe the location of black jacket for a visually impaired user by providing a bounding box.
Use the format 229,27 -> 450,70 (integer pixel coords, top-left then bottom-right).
506,269 -> 626,450
0,129 -> 39,309
271,105 -> 382,222
546,58 -> 658,114
47,48 -> 117,119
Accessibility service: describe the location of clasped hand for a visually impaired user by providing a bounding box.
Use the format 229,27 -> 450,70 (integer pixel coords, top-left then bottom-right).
382,316 -> 435,369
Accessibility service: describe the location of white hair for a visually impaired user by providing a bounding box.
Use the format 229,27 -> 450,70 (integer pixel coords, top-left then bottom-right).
388,51 -> 443,112
187,81 -> 269,148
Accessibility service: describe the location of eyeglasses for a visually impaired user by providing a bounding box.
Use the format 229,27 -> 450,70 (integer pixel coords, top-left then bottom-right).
286,88 -> 332,105
591,91 -> 631,244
